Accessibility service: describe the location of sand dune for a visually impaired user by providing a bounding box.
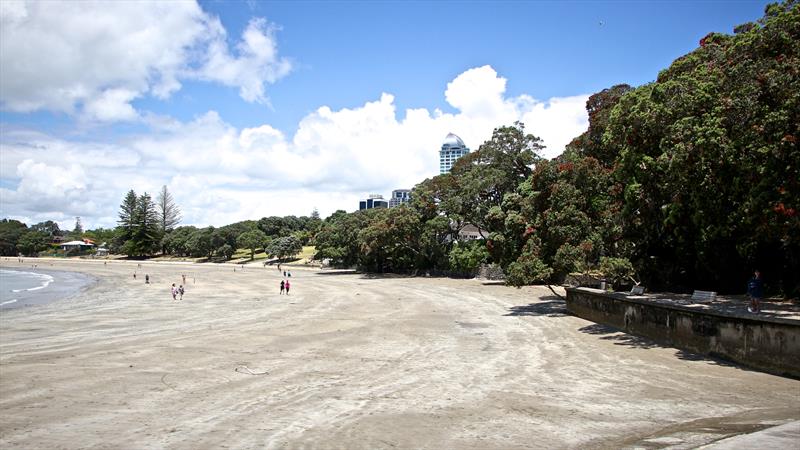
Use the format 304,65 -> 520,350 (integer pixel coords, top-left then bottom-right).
1,259 -> 798,449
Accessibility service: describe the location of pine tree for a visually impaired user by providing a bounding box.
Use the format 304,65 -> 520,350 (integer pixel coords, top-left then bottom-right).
73,217 -> 83,235
135,192 -> 162,255
157,185 -> 181,233
117,190 -> 138,244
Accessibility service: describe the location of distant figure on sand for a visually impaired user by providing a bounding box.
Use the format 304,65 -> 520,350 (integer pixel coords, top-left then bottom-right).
182,274 -> 186,284
283,271 -> 286,277
280,280 -> 285,295
171,283 -> 177,300
145,274 -> 150,284
133,273 -> 136,280
288,271 -> 291,278
285,280 -> 291,295
178,285 -> 184,300
747,269 -> 764,313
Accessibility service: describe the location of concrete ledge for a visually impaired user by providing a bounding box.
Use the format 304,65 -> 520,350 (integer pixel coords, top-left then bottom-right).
565,287 -> 800,378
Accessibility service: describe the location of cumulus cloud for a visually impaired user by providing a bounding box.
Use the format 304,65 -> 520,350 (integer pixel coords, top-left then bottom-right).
0,66 -> 589,229
0,0 -> 291,121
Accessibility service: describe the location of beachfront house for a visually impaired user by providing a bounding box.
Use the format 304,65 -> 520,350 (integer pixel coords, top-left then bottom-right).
60,240 -> 94,253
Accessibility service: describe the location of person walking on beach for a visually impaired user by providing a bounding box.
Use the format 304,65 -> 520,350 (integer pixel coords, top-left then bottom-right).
747,269 -> 764,313
280,280 -> 285,295
171,283 -> 177,300
288,271 -> 291,278
133,273 -> 136,280
178,285 -> 184,300
285,279 -> 291,295
182,274 -> 186,284
145,274 -> 150,284
283,270 -> 286,277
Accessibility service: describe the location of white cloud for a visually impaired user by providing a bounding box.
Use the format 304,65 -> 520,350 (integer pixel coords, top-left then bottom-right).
0,1 -> 291,121
0,66 -> 589,228
198,18 -> 292,103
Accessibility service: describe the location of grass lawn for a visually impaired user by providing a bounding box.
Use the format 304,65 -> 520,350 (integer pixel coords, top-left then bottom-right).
232,248 -> 269,262
230,246 -> 316,264
297,246 -> 316,263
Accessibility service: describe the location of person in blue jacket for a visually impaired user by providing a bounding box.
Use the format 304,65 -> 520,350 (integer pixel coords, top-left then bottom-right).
747,269 -> 764,313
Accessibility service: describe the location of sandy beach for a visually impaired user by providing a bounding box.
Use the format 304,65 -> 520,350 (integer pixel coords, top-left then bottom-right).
0,258 -> 798,449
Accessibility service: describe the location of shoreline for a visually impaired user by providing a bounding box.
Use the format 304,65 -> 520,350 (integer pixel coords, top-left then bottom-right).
0,266 -> 96,310
1,258 -> 798,448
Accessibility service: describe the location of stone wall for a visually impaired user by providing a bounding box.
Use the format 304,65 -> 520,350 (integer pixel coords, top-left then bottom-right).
477,264 -> 505,280
565,287 -> 800,378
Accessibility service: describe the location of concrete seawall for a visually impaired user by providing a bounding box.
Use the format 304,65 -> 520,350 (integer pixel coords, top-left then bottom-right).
565,287 -> 800,378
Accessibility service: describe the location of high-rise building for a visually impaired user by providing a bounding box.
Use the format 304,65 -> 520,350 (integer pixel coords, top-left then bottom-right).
359,194 -> 388,210
389,189 -> 411,208
439,133 -> 470,174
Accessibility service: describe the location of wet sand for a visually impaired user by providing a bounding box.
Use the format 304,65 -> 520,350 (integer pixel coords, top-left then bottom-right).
0,259 -> 798,449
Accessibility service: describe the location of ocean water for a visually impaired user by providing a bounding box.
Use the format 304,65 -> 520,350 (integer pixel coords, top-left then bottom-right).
0,269 -> 94,309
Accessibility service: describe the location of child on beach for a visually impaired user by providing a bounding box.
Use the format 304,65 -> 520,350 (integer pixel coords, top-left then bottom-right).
178,285 -> 184,300
171,283 -> 177,300
285,279 -> 291,295
280,280 -> 285,295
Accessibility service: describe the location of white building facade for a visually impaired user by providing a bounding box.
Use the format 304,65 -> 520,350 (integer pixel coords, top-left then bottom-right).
389,189 -> 411,208
439,133 -> 470,174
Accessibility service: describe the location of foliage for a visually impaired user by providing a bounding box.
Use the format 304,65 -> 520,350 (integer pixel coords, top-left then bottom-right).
601,0 -> 800,293
237,229 -> 268,260
267,235 -> 303,261
115,190 -> 167,256
598,257 -> 636,287
30,220 -> 62,238
17,230 -> 50,256
448,240 -> 489,274
0,219 -> 28,256
314,210 -> 375,267
217,244 -> 235,260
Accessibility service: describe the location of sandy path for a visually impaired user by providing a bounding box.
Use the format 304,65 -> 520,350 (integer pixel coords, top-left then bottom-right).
1,259 -> 798,449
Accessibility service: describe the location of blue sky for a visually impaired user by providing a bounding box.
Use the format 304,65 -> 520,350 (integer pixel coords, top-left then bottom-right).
0,0 -> 771,229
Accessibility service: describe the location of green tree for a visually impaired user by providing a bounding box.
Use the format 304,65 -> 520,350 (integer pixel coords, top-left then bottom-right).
602,0 -> 800,293
314,210 -> 374,267
0,219 -> 28,256
30,220 -> 61,238
17,230 -> 50,256
187,227 -> 214,258
122,192 -> 161,256
448,240 -> 489,275
237,229 -> 268,260
72,217 -> 83,236
217,244 -> 235,260
117,190 -> 138,247
267,235 -> 303,261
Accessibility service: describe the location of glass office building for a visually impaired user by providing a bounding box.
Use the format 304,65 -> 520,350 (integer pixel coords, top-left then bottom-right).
359,194 -> 388,210
389,189 -> 411,208
439,133 -> 470,174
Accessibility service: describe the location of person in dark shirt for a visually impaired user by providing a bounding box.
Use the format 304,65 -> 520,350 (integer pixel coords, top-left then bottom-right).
747,269 -> 764,313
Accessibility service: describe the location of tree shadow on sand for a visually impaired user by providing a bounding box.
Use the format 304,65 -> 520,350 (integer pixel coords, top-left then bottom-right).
577,323 -> 754,372
505,296 -> 569,317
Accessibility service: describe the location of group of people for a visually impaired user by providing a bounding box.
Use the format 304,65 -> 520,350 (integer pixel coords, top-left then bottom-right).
279,279 -> 291,295
171,283 -> 185,301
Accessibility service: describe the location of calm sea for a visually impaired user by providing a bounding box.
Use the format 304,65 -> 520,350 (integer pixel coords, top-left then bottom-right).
0,269 -> 93,309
